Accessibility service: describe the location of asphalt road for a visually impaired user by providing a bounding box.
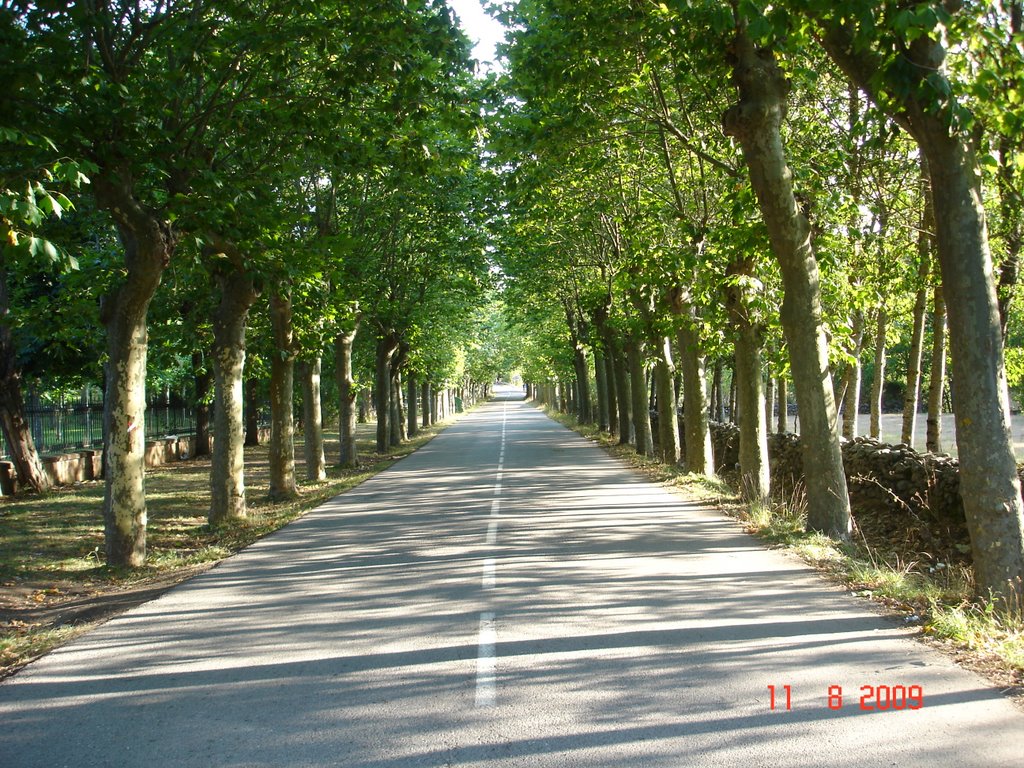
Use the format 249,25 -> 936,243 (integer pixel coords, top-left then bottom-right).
1,387 -> 1021,767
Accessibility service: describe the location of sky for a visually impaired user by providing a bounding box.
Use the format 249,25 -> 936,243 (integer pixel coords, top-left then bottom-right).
447,0 -> 507,71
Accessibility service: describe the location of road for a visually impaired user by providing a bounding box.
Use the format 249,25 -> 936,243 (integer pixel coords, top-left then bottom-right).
1,388 -> 1021,767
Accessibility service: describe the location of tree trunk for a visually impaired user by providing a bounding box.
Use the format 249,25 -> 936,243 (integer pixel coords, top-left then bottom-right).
192,351 -> 211,458
612,339 -> 632,445
375,334 -> 398,453
94,174 -> 177,567
723,31 -> 851,537
357,389 -> 369,424
626,336 -> 654,457
0,263 -> 51,493
903,177 -> 933,445
817,7 -> 1024,609
604,352 -> 619,436
422,381 -> 431,428
777,375 -> 788,433
299,357 -> 326,482
926,283 -> 947,454
765,373 -> 775,434
654,336 -> 681,464
734,324 -> 770,502
869,310 -> 887,439
390,343 -> 407,446
244,378 -> 261,446
335,324 -> 359,469
208,261 -> 257,525
573,347 -> 592,424
712,359 -> 726,422
842,311 -> 864,440
407,371 -> 419,438
268,289 -> 297,501
678,322 -> 714,476
594,346 -> 610,432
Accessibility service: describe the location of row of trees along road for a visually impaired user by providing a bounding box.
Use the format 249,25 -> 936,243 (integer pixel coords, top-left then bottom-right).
493,0 -> 1024,612
1,2 -> 505,566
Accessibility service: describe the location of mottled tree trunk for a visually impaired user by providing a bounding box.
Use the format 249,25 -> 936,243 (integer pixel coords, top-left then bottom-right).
712,360 -> 726,422
765,374 -> 775,434
192,351 -> 211,458
335,325 -> 359,469
842,311 -> 864,440
678,322 -> 714,476
734,325 -> 770,502
926,284 -> 947,454
612,338 -> 632,445
604,353 -> 619,436
654,337 -> 681,465
357,389 -> 369,424
375,334 -> 398,453
421,381 -> 431,428
208,260 -> 257,525
407,371 -> 419,438
268,289 -> 297,501
870,310 -> 887,439
573,347 -> 592,424
0,263 -> 50,493
817,7 -> 1024,608
723,31 -> 850,537
94,173 -> 177,566
594,347 -> 610,432
903,178 -> 933,445
244,378 -> 260,447
776,375 -> 788,434
299,357 -> 326,482
626,336 -> 654,457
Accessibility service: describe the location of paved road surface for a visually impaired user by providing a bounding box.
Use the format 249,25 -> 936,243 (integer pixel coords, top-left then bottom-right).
1,388 -> 1021,766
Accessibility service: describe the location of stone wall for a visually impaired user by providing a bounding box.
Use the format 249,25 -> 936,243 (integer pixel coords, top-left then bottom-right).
686,417 -> 977,562
0,427 -> 270,495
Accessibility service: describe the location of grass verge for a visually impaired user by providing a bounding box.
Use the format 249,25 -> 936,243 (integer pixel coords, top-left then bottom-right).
542,405 -> 1024,700
0,415 -> 460,679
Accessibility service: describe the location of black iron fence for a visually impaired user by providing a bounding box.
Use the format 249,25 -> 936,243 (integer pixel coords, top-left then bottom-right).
0,404 -> 196,459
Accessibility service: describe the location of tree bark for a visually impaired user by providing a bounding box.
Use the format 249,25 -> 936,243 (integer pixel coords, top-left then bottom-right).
244,378 -> 260,446
572,347 -> 592,424
375,334 -> 398,453
0,261 -> 50,493
94,171 -> 177,566
776,375 -> 788,434
407,371 -> 419,438
299,357 -> 326,482
765,373 -> 775,434
927,283 -> 947,454
594,346 -> 610,432
869,310 -> 887,439
626,336 -> 654,456
842,311 -> 864,440
654,336 -> 681,465
335,323 -> 359,469
723,30 -> 851,537
268,289 -> 297,501
610,336 -> 632,445
734,324 -> 770,502
192,351 -> 211,458
678,322 -> 714,476
903,174 -> 933,446
421,381 -> 431,428
604,352 -> 619,436
815,14 -> 1024,606
208,257 -> 258,526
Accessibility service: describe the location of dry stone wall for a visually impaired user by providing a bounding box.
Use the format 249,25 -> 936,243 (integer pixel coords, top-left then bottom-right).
689,418 -> 986,563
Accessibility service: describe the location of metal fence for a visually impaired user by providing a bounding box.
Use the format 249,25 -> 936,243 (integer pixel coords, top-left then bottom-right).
0,404 -> 196,459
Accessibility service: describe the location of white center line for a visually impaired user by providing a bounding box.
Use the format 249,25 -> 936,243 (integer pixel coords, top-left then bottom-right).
475,399 -> 508,708
475,611 -> 497,707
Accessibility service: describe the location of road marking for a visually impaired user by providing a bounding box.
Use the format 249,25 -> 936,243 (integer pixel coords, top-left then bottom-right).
475,612 -> 497,707
475,399 -> 507,708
